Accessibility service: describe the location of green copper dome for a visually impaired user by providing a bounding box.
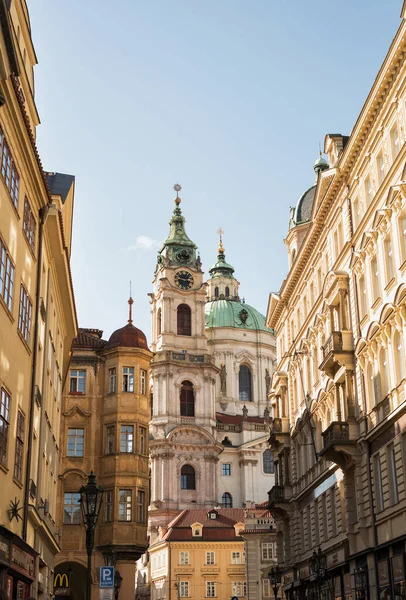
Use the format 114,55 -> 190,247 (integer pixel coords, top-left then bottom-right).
205,299 -> 274,333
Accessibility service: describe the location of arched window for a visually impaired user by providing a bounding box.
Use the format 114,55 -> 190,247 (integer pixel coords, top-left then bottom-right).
157,308 -> 162,336
180,465 -> 195,490
177,304 -> 191,336
180,381 -> 195,417
225,286 -> 230,297
263,449 -> 274,474
239,365 -> 252,401
222,492 -> 232,508
215,286 -> 219,298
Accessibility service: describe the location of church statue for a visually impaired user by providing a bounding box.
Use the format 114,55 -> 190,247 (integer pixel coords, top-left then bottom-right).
242,405 -> 248,421
263,407 -> 270,421
265,368 -> 271,396
219,364 -> 227,396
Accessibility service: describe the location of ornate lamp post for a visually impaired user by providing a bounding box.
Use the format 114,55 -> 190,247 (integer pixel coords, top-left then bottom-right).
103,545 -> 123,600
310,548 -> 328,600
269,566 -> 283,600
114,570 -> 123,600
354,566 -> 369,600
80,472 -> 103,600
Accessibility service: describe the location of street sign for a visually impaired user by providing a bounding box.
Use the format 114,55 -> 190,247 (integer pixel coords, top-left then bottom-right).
100,566 -> 115,588
99,589 -> 114,600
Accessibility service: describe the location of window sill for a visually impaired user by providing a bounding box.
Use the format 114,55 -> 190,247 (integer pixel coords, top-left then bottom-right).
17,328 -> 32,354
13,477 -> 23,489
371,297 -> 382,312
0,294 -> 14,323
66,455 -> 84,459
69,391 -> 85,396
384,277 -> 396,293
0,462 -> 9,475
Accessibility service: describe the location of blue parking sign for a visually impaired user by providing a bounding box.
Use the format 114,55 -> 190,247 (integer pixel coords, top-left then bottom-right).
100,566 -> 115,588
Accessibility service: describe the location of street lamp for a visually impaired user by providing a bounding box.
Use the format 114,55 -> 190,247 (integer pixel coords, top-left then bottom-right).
80,472 -> 103,600
269,566 -> 283,600
114,570 -> 123,600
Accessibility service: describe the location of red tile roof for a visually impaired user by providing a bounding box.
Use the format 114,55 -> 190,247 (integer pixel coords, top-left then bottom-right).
163,508 -> 245,542
72,328 -> 107,350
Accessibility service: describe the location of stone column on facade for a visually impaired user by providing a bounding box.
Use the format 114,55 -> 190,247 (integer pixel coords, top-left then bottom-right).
335,383 -> 342,421
329,305 -> 335,332
281,385 -> 287,418
345,370 -> 355,418
339,288 -> 348,330
275,395 -> 281,418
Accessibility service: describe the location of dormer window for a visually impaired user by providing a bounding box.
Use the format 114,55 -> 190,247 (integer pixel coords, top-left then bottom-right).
191,521 -> 203,537
207,510 -> 218,520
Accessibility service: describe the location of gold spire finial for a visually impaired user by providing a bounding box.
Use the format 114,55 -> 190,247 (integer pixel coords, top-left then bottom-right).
173,183 -> 182,205
217,227 -> 225,253
128,282 -> 134,324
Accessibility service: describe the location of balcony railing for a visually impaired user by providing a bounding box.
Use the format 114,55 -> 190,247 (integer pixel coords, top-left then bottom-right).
322,421 -> 349,449
322,331 -> 343,359
268,485 -> 286,505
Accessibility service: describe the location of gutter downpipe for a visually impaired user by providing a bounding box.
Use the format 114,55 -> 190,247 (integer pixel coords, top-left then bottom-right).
22,203 -> 50,542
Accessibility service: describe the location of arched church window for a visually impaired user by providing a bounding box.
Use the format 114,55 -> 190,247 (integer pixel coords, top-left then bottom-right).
225,286 -> 230,297
180,465 -> 195,490
215,286 -> 219,298
157,308 -> 162,336
263,449 -> 274,474
180,381 -> 195,417
222,492 -> 232,508
239,365 -> 252,401
177,304 -> 191,336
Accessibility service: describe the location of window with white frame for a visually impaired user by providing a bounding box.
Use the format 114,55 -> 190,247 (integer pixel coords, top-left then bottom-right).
179,551 -> 189,565
105,490 -> 113,522
106,425 -> 115,454
358,273 -> 368,319
374,454 -> 384,512
109,367 -> 116,393
384,235 -> 395,283
120,425 -> 134,453
232,582 -> 246,597
206,581 -> 216,597
206,551 -> 215,565
391,124 -> 400,159
118,489 -> 132,521
0,237 -> 14,312
377,152 -> 385,185
370,255 -> 380,302
18,285 -> 32,343
399,213 -> 406,263
263,579 -> 271,598
123,366 -> 134,392
140,369 -> 147,395
231,551 -> 242,564
63,492 -> 81,524
394,330 -> 406,382
67,428 -> 84,457
387,444 -> 399,506
261,542 -> 274,560
69,369 -> 86,394
179,581 -> 189,598
364,176 -> 373,205
139,426 -> 147,454
137,490 -> 146,522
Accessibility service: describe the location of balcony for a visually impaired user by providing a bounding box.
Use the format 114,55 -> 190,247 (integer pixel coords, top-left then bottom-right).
320,421 -> 359,468
268,485 -> 292,518
268,417 -> 290,451
319,331 -> 354,378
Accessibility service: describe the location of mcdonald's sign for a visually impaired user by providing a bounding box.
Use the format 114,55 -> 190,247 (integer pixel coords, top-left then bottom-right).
53,572 -> 71,596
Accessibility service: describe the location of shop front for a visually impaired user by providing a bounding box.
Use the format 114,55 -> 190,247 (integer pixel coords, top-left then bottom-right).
5,541 -> 36,600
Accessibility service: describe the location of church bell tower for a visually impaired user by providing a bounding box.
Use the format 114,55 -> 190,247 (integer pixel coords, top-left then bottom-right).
148,186 -> 223,542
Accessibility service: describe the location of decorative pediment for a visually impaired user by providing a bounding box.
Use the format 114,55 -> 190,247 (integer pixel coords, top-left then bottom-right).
167,425 -> 215,446
235,350 -> 256,367
322,270 -> 349,305
62,405 -> 91,418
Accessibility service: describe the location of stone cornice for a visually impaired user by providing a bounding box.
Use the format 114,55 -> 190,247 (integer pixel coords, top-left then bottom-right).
269,21 -> 406,329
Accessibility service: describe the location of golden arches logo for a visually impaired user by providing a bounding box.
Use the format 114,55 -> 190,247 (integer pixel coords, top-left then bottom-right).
54,573 -> 69,588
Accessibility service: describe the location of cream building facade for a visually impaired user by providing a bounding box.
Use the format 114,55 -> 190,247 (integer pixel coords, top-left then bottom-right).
0,2 -> 77,599
148,193 -> 276,545
267,4 -> 406,600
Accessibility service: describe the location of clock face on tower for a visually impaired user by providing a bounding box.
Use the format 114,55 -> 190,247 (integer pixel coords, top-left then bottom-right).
175,270 -> 194,290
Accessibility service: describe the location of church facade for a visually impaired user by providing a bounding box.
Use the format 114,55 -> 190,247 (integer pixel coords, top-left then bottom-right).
148,189 -> 276,544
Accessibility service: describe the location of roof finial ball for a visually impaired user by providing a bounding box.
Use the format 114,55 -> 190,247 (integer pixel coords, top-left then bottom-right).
173,183 -> 182,205
217,227 -> 225,254
314,151 -> 329,177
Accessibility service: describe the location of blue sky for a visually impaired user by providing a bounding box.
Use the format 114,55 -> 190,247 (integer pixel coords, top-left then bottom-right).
29,0 -> 402,342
